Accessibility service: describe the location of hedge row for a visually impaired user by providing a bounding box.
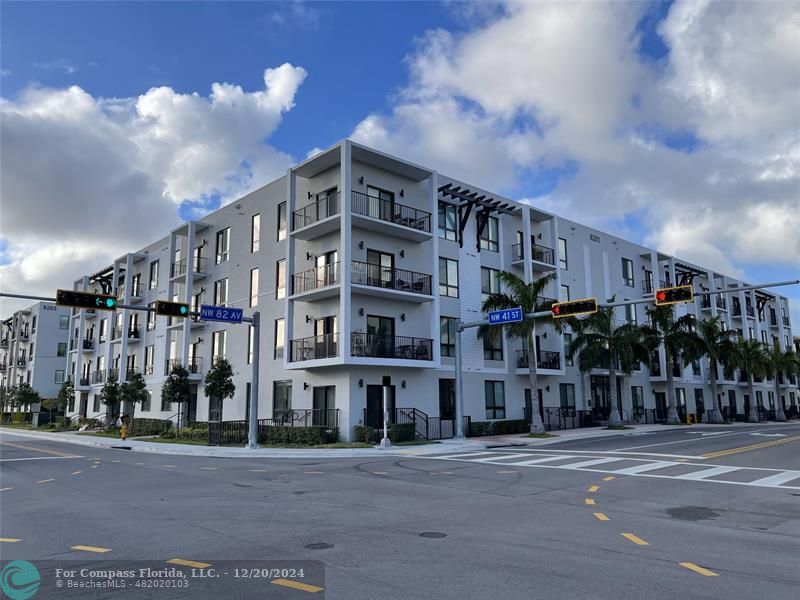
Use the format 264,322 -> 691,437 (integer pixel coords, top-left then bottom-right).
160,423 -> 208,441
130,418 -> 170,436
468,419 -> 529,437
258,425 -> 339,446
352,422 -> 416,443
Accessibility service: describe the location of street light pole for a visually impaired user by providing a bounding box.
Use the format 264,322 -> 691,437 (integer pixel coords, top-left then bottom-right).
247,311 -> 260,449
454,321 -> 464,439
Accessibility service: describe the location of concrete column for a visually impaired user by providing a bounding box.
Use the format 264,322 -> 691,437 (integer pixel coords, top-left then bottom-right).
164,232 -> 177,374
284,168 -> 296,369
750,289 -> 762,343
339,141 -> 352,362
119,254 -> 133,383
76,277 -> 88,392
429,171 -> 441,365
521,208 -> 532,285
182,223 -> 195,367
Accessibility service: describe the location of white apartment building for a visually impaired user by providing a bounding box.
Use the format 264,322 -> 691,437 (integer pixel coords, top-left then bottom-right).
61,140 -> 797,438
1,302 -> 72,403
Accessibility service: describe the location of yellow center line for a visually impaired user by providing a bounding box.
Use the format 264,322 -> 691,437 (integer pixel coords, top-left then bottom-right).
167,558 -> 211,569
37,479 -> 55,484
593,512 -> 610,521
702,435 -> 800,459
621,533 -> 649,546
0,538 -> 21,543
603,476 -> 615,481
271,578 -> 324,593
71,545 -> 112,553
0,441 -> 78,458
679,562 -> 719,577
588,485 -> 600,492
71,471 -> 82,475
585,498 -> 596,505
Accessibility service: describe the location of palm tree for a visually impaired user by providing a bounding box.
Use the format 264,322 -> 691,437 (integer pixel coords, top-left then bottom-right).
732,338 -> 769,422
765,346 -> 795,422
479,271 -> 557,434
691,316 -> 739,423
641,305 -> 704,424
565,305 -> 651,426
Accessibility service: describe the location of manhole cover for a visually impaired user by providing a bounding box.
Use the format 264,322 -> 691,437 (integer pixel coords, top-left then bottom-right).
666,506 -> 720,521
305,543 -> 333,550
419,532 -> 447,539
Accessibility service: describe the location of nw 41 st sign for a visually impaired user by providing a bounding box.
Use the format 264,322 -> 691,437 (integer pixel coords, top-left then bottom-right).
488,307 -> 523,324
200,304 -> 244,323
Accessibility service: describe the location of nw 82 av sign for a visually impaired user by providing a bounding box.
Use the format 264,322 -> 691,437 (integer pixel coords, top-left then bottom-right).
200,305 -> 244,324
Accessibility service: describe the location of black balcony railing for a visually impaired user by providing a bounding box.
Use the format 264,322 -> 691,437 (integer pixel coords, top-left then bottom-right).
292,262 -> 340,295
292,192 -> 340,230
167,357 -> 202,375
350,333 -> 433,361
128,326 -> 141,340
18,329 -> 29,340
16,357 -> 27,367
79,376 -> 90,386
171,256 -> 208,278
0,339 -> 8,348
126,368 -> 140,380
108,368 -> 119,380
510,243 -> 555,265
290,334 -> 339,362
516,349 -> 561,370
351,191 -> 431,233
82,338 -> 94,350
350,261 -> 432,295
700,295 -> 728,310
91,370 -> 105,384
272,409 -> 340,430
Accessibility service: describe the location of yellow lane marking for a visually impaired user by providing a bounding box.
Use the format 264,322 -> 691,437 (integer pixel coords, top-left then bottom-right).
0,487 -> 12,492
702,435 -> 800,459
373,472 -> 388,475
37,479 -> 55,484
621,533 -> 649,546
588,485 -> 599,492
679,562 -> 719,577
0,538 -> 21,542
167,558 -> 211,569
71,471 -> 82,475
585,498 -> 595,505
593,513 -> 610,521
71,545 -> 112,553
0,441 -> 78,458
496,470 -> 517,474
603,476 -> 615,481
200,467 -> 218,471
271,578 -> 324,593
303,471 -> 324,474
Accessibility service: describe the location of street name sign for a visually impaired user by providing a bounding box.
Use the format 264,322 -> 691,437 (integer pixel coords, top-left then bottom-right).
200,304 -> 244,324
488,307 -> 523,324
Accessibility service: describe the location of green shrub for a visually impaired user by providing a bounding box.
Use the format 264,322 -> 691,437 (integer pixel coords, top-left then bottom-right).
131,418 -> 170,436
353,425 -> 376,444
258,426 -> 338,446
388,423 -> 415,443
468,419 -> 529,437
160,423 -> 208,442
11,413 -> 25,424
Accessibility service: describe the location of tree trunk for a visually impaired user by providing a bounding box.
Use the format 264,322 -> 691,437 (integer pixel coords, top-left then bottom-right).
747,377 -> 759,422
527,333 -> 545,434
607,357 -> 622,426
708,361 -> 724,424
774,375 -> 787,422
665,347 -> 681,424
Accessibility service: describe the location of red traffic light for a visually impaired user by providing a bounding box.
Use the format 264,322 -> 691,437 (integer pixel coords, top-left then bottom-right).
551,298 -> 598,318
551,305 -> 560,316
656,291 -> 666,302
654,285 -> 693,306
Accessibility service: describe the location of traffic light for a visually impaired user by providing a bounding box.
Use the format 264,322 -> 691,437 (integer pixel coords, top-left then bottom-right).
155,300 -> 190,318
551,298 -> 598,318
56,289 -> 117,311
654,285 -> 693,306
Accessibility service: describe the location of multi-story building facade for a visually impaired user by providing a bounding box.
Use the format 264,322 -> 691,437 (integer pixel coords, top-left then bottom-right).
61,140 -> 797,437
1,302 -> 72,404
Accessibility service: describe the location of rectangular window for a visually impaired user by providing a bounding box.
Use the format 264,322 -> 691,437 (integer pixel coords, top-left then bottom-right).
484,381 -> 505,420
559,383 -> 576,409
479,216 -> 499,252
482,328 -> 503,361
211,330 -> 227,361
277,202 -> 287,241
761,330 -> 768,344
215,227 -> 230,264
439,258 -> 459,297
139,391 -> 151,412
31,316 -> 37,333
214,278 -> 228,306
161,392 -> 171,412
54,370 -> 65,385
274,318 -> 285,359
29,342 -> 34,357
439,379 -> 455,419
559,238 -> 568,269
146,303 -> 156,331
250,268 -> 259,307
92,394 -> 101,413
480,267 -> 500,303
273,380 -> 292,416
247,325 -> 254,365
251,213 -> 261,253
440,317 -> 457,357
632,386 -> 644,410
57,342 -> 66,357
564,333 -> 573,367
149,260 -> 159,289
144,345 -> 154,374
60,315 -> 69,329
622,258 -> 635,287
692,360 -> 701,376
438,202 -> 458,241
560,284 -> 570,301
276,260 -> 286,299
756,390 -> 764,408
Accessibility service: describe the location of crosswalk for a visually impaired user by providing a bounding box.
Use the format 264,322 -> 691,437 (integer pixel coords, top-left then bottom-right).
425,450 -> 800,490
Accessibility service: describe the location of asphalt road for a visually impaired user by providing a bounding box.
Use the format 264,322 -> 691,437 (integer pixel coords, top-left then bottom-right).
1,424 -> 798,600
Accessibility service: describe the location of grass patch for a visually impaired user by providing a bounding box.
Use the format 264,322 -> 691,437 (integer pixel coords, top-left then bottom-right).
526,433 -> 559,439
0,423 -> 35,430
394,440 -> 442,446
604,425 -> 634,430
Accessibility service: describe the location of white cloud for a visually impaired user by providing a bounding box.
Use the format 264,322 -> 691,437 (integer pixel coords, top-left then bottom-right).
268,1 -> 321,29
32,59 -> 78,74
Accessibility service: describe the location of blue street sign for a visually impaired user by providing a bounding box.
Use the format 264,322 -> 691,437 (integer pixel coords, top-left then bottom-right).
200,304 -> 244,324
488,307 -> 523,324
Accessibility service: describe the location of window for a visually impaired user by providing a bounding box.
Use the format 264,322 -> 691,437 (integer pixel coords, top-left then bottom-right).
484,381 -> 505,420
559,383 -> 576,409
632,386 -> 644,410
29,342 -> 34,357
439,258 -> 459,297
277,202 -> 287,241
761,330 -> 768,344
214,278 -> 228,306
274,319 -> 285,359
247,325 -> 254,365
161,390 -> 171,412
756,390 -> 764,408
251,213 -> 260,253
273,381 -> 292,416
560,284 -> 570,301
54,370 -> 65,385
211,330 -> 227,361
250,268 -> 259,307
60,315 -> 69,329
481,267 -> 500,303
440,317 -> 458,357
146,304 -> 156,331
439,379 -> 455,419
149,260 -> 159,289
479,216 -> 499,252
438,202 -> 458,241
31,316 -> 37,333
482,328 -> 503,361
92,394 -> 101,413
749,326 -> 754,340
625,303 -> 637,325
276,260 -> 286,299
215,227 -> 230,264
139,391 -> 151,412
558,238 -> 568,269
144,345 -> 154,374
564,333 -> 573,367
692,360 -> 701,376
622,258 -> 635,287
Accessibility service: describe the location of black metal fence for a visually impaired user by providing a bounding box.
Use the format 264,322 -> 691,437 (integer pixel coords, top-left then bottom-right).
208,409 -> 340,446
350,333 -> 433,361
292,192 -> 340,230
273,409 -> 339,429
363,408 -> 469,441
351,191 -> 431,233
350,261 -> 432,295
290,334 -> 338,362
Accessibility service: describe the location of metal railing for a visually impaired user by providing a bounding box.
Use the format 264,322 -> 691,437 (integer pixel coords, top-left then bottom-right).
91,370 -> 106,384
119,282 -> 144,298
516,349 -> 561,370
700,295 -> 728,310
144,365 -> 154,375
290,333 -> 339,362
171,256 -> 208,278
350,261 -> 432,295
783,316 -> 791,326
292,262 -> 340,295
18,329 -> 29,340
108,368 -> 119,380
292,192 -> 340,230
128,326 -> 141,340
351,191 -> 431,233
112,326 -> 123,340
82,338 -> 94,350
272,409 -> 340,430
0,339 -> 8,348
209,411 -> 340,446
510,243 -> 555,265
78,376 -> 90,386
350,333 -> 433,360
167,357 -> 202,374
16,357 -> 27,367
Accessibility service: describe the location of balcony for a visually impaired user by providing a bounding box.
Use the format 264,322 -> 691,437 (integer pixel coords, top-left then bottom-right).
783,316 -> 791,327
108,368 -> 119,380
112,326 -> 123,340
128,282 -> 144,301
78,376 -> 90,387
125,368 -> 140,380
127,326 -> 141,342
18,329 -> 29,341
292,192 -> 340,239
16,357 -> 27,367
0,363 -> 6,372
289,333 -> 339,362
642,279 -> 667,295
170,256 -> 208,280
700,295 -> 728,311
99,332 -> 107,344
144,364 -> 154,375
510,243 -> 556,271
0,339 -> 8,348
167,357 -> 203,377
91,370 -> 106,385
351,261 -> 433,302
82,338 -> 95,351
350,333 -> 433,361
84,309 -> 97,319
351,191 -> 432,241
516,349 -> 561,371
291,262 -> 340,301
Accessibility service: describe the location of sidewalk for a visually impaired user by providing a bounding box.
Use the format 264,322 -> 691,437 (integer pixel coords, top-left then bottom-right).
1,421 -> 794,459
